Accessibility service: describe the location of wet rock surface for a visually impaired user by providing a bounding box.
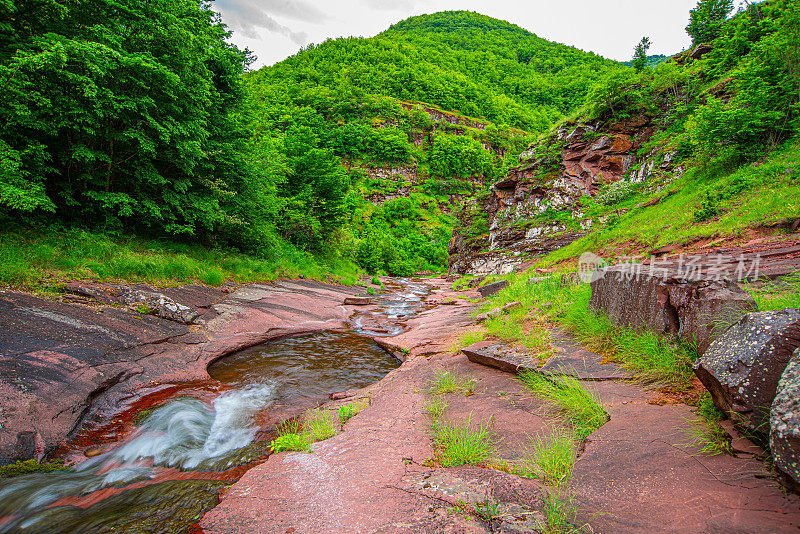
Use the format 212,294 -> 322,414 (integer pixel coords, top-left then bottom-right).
590,265 -> 757,355
3,276 -> 800,533
694,309 -> 800,439
0,279 -> 359,463
770,347 -> 800,491
462,341 -> 538,374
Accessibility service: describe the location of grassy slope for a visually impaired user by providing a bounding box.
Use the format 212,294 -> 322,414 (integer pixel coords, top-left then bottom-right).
0,228 -> 360,291
543,139 -> 800,266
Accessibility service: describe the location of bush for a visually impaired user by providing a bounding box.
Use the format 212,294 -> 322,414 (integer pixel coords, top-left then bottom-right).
598,180 -> 639,205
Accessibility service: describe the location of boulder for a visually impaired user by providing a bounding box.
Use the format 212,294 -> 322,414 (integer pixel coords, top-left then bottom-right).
15,431 -> 45,462
478,280 -> 508,298
590,266 -> 757,355
117,288 -> 200,324
770,347 -> 800,491
344,296 -> 373,306
694,309 -> 800,440
503,301 -> 522,313
462,342 -> 536,374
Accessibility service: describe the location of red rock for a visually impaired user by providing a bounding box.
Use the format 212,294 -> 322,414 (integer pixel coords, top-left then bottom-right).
344,296 -> 373,305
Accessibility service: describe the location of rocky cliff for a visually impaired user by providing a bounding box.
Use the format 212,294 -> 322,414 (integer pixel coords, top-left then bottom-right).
448,111 -> 688,275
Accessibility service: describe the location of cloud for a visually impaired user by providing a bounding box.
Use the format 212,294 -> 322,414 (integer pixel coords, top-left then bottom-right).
361,0 -> 417,11
214,0 -> 331,44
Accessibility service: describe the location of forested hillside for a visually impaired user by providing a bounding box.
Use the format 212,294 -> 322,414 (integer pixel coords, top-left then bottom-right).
242,11 -> 624,275
0,6 -> 625,284
450,0 -> 800,276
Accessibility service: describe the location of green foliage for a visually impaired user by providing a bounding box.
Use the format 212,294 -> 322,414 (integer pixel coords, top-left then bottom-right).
693,189 -> 722,221
270,432 -> 310,453
0,460 -> 66,479
0,0 -> 250,238
686,0 -> 734,43
632,37 -> 652,72
597,180 -> 639,205
431,416 -> 494,467
429,134 -> 495,179
519,372 -> 607,441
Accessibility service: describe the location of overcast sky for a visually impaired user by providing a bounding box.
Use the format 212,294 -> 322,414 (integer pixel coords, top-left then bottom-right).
213,0 -> 747,69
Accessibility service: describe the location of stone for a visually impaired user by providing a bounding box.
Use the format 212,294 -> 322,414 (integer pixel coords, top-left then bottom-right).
690,43 -> 713,60
344,296 -> 373,306
487,307 -> 503,319
15,431 -> 45,462
503,301 -> 522,313
0,279 -> 355,463
462,342 -> 536,375
117,288 -> 200,324
527,276 -> 549,285
478,280 -> 508,298
475,313 -> 489,323
560,272 -> 580,288
590,266 -> 757,355
694,309 -> 800,441
770,347 -> 800,491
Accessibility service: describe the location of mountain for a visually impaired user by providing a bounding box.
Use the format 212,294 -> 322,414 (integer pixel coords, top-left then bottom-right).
241,11 -> 626,275
449,0 -> 800,276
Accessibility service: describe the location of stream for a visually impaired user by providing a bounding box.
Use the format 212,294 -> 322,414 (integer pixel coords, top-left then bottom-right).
0,279 -> 431,534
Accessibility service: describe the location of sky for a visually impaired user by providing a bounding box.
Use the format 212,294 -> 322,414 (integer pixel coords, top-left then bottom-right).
212,0 -> 748,69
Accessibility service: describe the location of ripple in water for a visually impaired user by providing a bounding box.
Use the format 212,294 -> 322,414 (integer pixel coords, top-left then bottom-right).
208,331 -> 401,398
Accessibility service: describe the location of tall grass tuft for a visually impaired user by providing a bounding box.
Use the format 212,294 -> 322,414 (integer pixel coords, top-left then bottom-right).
519,371 -> 607,441
431,416 -> 494,467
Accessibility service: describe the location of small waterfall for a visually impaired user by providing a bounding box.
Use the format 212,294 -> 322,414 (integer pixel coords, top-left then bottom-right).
0,383 -> 276,530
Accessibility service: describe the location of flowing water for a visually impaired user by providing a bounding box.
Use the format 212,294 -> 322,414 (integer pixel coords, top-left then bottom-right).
0,279 -> 429,534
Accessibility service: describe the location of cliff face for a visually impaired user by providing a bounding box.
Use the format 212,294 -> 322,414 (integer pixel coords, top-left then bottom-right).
448,113 -> 684,275
354,102 -> 517,212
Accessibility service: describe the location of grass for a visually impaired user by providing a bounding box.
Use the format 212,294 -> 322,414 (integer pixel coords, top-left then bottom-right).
431,416 -> 494,467
484,275 -> 696,389
0,460 -> 66,479
685,392 -> 733,456
519,371 -> 607,441
529,429 -> 576,486
270,400 -> 368,453
745,273 -> 800,311
451,329 -> 487,352
543,487 -> 583,534
0,227 -> 361,290
430,370 -> 475,396
424,397 -> 449,419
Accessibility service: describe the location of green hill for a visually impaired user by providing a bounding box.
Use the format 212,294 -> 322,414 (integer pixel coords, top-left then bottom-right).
241,11 -> 625,275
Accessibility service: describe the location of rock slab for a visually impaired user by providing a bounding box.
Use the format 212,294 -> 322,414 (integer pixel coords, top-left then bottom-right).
771,346 -> 800,491
694,309 -> 800,441
590,266 -> 757,355
478,280 -> 508,298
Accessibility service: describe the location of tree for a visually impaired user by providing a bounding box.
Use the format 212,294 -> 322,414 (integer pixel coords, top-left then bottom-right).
632,37 -> 652,72
686,0 -> 735,43
0,0 -> 250,236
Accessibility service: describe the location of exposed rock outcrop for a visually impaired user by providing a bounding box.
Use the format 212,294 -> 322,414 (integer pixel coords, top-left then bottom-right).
694,309 -> 800,440
771,347 -> 800,491
448,114 -> 684,275
0,280 -> 359,463
477,280 -> 508,298
589,265 -> 757,355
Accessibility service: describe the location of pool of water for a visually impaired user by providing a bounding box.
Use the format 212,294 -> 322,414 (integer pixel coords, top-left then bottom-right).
208,331 -> 400,398
0,282 -> 425,534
